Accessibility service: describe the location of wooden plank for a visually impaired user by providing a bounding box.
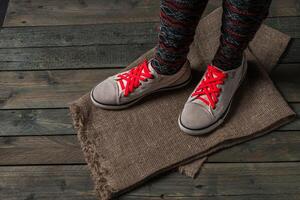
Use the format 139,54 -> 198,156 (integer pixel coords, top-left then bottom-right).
0,22 -> 158,48
0,135 -> 84,165
4,0 -> 300,27
0,17 -> 297,71
207,131 -> 300,162
0,0 -> 9,27
0,163 -> 299,199
0,40 -> 298,71
0,103 -> 297,137
280,39 -> 300,63
0,43 -> 154,71
0,68 -> 118,109
0,131 -> 299,165
0,109 -> 73,136
271,63 -> 300,102
120,196 -> 300,200
0,63 -> 298,109
264,17 -> 300,38
0,165 -> 95,200
130,163 -> 300,197
279,103 -> 300,130
0,17 -> 298,49
4,0 -> 161,26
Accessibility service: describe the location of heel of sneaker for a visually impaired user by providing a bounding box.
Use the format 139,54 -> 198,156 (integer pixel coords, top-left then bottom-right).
171,62 -> 192,87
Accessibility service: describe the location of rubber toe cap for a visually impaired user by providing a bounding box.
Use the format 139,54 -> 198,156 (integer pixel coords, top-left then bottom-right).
180,102 -> 214,130
91,79 -> 118,105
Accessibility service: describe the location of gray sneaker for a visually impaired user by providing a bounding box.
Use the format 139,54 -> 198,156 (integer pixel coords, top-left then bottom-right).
178,55 -> 247,135
91,59 -> 192,109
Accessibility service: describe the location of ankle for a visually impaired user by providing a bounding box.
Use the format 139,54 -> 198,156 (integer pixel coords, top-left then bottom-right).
150,58 -> 186,75
212,55 -> 243,71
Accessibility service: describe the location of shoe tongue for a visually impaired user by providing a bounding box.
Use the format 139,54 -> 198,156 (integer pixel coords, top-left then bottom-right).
117,79 -> 123,96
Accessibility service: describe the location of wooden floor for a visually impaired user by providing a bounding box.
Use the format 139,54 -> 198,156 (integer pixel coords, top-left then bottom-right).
0,0 -> 299,199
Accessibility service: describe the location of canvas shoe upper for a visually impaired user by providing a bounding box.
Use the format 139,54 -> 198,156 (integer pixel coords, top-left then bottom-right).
91,59 -> 191,109
178,54 -> 247,135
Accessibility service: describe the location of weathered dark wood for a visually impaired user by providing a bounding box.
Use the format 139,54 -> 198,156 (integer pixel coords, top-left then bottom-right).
271,63 -> 300,102
0,24 -> 300,70
0,68 -> 118,109
0,17 -> 298,49
279,103 -> 300,130
0,109 -> 73,136
0,163 -> 299,199
120,196 -> 300,200
280,39 -> 300,63
264,17 -> 300,38
0,135 -> 84,165
0,103 -> 297,137
0,0 -> 9,27
0,43 -> 154,70
0,17 -> 298,71
0,39 -> 298,71
4,0 -> 300,27
0,131 -> 299,165
0,165 -> 95,200
4,0 -> 161,26
207,130 -> 300,162
0,22 -> 158,48
129,163 -> 300,196
0,63 -> 298,109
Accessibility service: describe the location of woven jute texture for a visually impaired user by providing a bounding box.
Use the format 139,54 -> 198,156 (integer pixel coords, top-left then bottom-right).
69,8 -> 296,200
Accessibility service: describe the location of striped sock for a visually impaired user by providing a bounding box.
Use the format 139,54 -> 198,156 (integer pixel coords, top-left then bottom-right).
212,0 -> 272,71
151,0 -> 208,75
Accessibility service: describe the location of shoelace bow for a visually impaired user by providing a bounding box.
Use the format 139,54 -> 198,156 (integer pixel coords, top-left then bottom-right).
117,60 -> 154,97
191,65 -> 227,109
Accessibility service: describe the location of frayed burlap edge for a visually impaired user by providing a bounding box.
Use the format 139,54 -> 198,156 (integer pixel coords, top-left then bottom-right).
70,102 -> 116,200
70,98 -> 295,199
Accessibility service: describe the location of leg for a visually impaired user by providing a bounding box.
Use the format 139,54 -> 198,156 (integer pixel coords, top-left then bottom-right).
213,0 -> 272,70
152,0 -> 209,75
179,0 -> 273,135
91,0 -> 208,109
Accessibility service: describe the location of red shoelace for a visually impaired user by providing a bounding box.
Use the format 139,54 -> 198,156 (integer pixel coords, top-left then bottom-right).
191,65 -> 227,109
117,60 -> 154,97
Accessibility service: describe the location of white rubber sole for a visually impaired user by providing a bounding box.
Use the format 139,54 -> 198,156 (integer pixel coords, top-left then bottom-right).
178,61 -> 248,136
90,74 -> 192,110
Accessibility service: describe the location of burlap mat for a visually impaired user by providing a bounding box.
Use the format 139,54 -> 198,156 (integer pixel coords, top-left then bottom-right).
69,8 -> 296,200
